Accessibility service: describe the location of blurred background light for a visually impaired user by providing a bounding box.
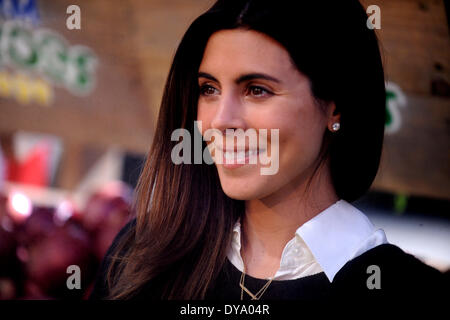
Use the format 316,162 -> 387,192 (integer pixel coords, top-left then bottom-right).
7,192 -> 32,222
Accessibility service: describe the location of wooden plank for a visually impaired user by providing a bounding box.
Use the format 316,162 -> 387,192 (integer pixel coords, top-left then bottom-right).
358,0 -> 450,199
129,0 -> 214,123
0,0 -> 154,153
372,94 -> 450,199
360,0 -> 450,96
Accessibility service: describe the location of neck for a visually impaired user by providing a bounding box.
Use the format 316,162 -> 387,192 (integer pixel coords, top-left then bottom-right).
241,161 -> 339,278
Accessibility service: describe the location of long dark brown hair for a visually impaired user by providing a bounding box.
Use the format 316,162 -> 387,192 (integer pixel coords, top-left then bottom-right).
106,0 -> 386,299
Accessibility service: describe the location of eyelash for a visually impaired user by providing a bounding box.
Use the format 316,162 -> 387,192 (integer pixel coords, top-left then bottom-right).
199,84 -> 219,96
199,84 -> 273,98
246,85 -> 273,98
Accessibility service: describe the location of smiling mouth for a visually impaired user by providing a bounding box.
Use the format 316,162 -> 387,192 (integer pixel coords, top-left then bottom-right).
208,140 -> 267,166
223,149 -> 260,162
211,148 -> 266,168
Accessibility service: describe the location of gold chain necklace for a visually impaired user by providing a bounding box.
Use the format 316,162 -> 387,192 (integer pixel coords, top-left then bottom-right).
239,266 -> 273,300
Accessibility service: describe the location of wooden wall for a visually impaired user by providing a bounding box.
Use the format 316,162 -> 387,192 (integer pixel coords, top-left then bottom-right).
0,0 -> 448,200
0,0 -> 154,153
360,0 -> 449,200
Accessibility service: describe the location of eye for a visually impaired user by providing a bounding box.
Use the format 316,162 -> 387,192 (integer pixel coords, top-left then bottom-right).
199,84 -> 220,96
247,85 -> 273,98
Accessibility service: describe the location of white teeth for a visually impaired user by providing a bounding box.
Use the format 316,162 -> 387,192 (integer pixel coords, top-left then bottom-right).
236,150 -> 246,162
247,150 -> 258,157
222,149 -> 264,163
224,151 -> 234,160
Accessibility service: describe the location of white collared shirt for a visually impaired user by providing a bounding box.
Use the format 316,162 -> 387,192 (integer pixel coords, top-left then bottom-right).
227,199 -> 388,282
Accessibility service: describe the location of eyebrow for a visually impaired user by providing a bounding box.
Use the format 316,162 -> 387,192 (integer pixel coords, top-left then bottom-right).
198,72 -> 281,84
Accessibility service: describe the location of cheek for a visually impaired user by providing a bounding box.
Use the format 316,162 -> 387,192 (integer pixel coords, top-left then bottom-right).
275,105 -> 326,166
196,104 -> 214,134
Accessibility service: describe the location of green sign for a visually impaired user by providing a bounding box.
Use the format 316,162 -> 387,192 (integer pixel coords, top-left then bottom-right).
0,20 -> 97,95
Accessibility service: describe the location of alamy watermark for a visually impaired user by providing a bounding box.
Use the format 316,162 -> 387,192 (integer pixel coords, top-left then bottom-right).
171,121 -> 279,175
367,5 -> 381,30
366,264 -> 381,289
66,264 -> 81,290
66,5 -> 81,30
64,4 -> 380,31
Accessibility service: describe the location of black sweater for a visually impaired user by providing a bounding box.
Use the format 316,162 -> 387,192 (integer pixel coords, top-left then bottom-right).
90,219 -> 448,301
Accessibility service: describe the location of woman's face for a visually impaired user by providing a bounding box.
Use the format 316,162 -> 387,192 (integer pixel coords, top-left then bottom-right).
197,29 -> 333,201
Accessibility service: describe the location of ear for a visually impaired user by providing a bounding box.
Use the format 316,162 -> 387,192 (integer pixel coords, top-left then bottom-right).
326,102 -> 341,132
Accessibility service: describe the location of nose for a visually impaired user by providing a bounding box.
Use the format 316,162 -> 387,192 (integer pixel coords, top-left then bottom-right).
210,92 -> 246,133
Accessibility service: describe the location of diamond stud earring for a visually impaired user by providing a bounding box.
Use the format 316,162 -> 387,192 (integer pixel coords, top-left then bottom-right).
332,122 -> 340,132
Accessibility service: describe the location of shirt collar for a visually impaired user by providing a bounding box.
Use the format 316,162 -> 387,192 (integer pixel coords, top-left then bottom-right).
296,199 -> 380,281
231,219 -> 242,250
229,199 -> 385,282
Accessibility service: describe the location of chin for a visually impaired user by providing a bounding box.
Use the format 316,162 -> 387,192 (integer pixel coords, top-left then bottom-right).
216,163 -> 280,200
219,178 -> 276,201
223,188 -> 257,201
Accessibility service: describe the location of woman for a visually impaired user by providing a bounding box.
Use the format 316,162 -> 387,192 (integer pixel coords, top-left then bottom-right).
90,0 -> 445,300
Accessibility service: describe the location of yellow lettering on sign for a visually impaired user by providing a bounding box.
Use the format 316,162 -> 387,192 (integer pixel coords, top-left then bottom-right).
0,72 -> 12,97
15,74 -> 31,104
31,79 -> 52,106
0,71 -> 53,106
